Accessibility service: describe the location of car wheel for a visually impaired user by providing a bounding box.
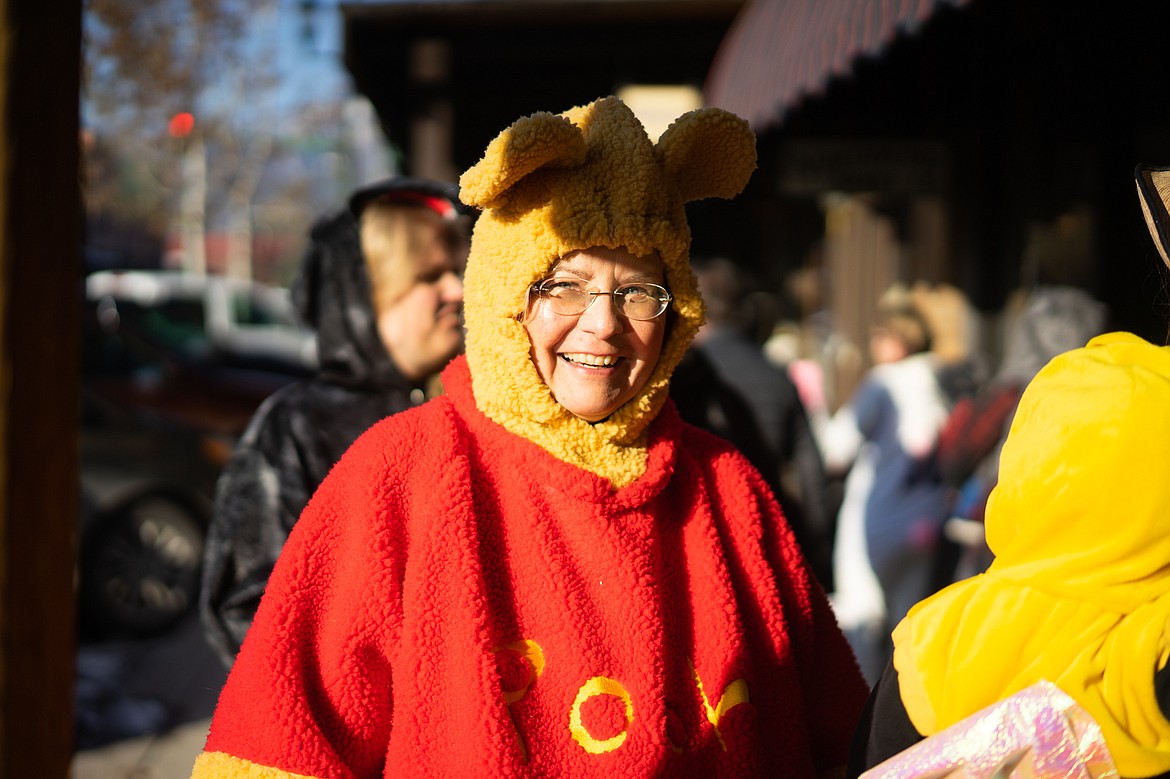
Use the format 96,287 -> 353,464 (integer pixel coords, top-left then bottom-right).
78,492 -> 205,640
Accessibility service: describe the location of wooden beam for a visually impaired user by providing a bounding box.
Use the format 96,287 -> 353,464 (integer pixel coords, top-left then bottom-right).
0,0 -> 82,773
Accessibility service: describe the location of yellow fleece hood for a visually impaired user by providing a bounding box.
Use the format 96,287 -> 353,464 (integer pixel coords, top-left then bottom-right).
893,332 -> 1170,777
458,96 -> 756,486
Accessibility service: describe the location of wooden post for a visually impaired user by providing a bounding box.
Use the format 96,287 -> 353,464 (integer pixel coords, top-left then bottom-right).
0,0 -> 82,773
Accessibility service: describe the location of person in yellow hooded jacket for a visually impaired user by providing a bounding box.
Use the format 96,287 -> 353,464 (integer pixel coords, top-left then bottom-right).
847,165 -> 1170,778
190,96 -> 868,779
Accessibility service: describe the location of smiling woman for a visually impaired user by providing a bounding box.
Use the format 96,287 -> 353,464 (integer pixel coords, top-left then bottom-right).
192,95 -> 868,779
523,247 -> 668,422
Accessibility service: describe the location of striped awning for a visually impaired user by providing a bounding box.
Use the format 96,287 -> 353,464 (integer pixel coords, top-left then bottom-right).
704,0 -> 974,130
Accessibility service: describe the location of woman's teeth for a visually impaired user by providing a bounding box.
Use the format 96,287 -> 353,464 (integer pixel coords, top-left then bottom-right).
561,353 -> 618,367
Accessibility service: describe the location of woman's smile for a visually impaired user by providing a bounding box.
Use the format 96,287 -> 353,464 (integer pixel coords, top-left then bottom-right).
560,353 -> 620,368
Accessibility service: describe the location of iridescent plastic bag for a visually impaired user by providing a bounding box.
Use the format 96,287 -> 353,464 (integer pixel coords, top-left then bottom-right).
860,681 -> 1118,779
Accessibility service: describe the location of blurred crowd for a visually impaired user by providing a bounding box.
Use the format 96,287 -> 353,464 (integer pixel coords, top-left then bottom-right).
756,272 -> 1107,683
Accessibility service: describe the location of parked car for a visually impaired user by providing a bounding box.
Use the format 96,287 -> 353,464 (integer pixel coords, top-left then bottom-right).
78,269 -> 317,640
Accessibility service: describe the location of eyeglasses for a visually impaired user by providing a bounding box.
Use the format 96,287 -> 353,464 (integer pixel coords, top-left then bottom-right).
529,278 -> 673,321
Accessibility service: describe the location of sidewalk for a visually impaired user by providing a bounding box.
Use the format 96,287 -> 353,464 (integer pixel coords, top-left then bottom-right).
71,718 -> 210,779
70,612 -> 227,779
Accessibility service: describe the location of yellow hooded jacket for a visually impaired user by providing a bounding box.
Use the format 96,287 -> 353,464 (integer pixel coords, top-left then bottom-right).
892,331 -> 1170,777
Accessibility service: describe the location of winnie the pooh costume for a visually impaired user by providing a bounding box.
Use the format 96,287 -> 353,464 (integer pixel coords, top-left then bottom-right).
192,96 -> 866,779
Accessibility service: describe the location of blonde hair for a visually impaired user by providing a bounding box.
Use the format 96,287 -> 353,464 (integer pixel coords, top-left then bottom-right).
359,199 -> 464,313
875,304 -> 932,356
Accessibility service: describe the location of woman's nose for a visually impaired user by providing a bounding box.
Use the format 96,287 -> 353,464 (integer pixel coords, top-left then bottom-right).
577,292 -> 625,336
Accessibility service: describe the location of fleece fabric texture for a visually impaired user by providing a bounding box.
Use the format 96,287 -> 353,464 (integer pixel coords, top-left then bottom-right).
192,355 -> 868,778
199,207 -> 432,668
458,96 -> 756,487
891,332 -> 1170,777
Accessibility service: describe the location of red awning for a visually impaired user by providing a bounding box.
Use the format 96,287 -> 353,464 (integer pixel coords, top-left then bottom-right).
704,0 -> 973,130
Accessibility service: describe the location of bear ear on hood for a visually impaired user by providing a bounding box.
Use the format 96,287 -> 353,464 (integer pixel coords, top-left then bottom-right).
657,107 -> 757,204
460,111 -> 588,209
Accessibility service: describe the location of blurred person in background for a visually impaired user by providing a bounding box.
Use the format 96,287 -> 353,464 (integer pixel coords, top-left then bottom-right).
200,178 -> 470,668
908,281 -> 985,404
930,284 -> 1107,591
669,346 -> 777,494
686,256 -> 833,587
813,290 -> 951,684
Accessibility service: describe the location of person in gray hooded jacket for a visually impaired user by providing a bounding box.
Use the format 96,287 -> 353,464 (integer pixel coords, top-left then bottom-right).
199,178 -> 470,668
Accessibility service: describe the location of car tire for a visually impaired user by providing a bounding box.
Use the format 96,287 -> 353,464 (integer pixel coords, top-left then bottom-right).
78,491 -> 205,640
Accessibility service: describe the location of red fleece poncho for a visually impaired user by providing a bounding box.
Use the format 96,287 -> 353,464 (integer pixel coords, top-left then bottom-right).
193,357 -> 866,778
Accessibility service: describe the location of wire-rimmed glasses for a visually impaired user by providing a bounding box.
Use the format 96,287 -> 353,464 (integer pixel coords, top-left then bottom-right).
529,278 -> 673,321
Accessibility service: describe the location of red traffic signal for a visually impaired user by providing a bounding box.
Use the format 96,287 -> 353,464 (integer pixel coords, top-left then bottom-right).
168,112 -> 195,138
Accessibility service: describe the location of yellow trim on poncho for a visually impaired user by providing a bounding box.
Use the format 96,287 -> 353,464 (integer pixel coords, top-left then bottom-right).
192,751 -> 319,778
458,96 -> 756,486
893,332 -> 1170,777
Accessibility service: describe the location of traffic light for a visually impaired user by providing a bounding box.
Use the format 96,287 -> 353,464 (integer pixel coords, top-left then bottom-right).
168,112 -> 195,138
